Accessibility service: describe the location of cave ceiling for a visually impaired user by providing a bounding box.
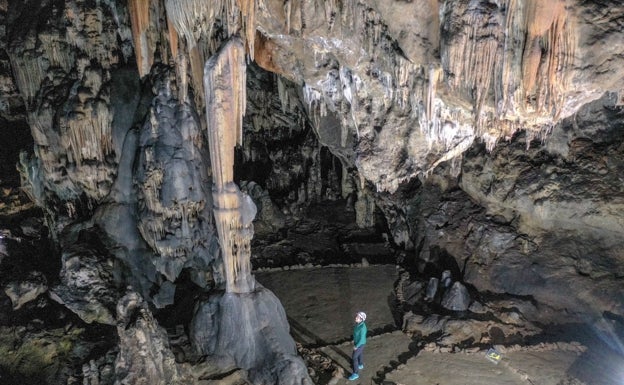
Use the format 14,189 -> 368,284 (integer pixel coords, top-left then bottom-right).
4,0 -> 622,188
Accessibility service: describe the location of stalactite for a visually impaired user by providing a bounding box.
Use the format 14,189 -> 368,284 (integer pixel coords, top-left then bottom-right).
39,32 -> 74,73
167,15 -> 179,61
424,65 -> 440,127
9,55 -> 47,104
164,0 -> 255,57
341,164 -> 354,200
443,0 -> 501,122
176,51 -> 189,104
164,0 -> 212,49
523,2 -> 562,98
61,99 -> 113,167
311,144 -> 323,202
277,76 -> 290,113
339,66 -> 363,143
162,0 -> 257,111
284,0 -> 292,34
355,189 -> 375,228
169,32 -> 191,104
189,46 -> 205,109
127,0 -> 152,77
66,202 -> 76,219
495,0 -> 574,121
138,152 -> 208,258
53,64 -> 114,170
341,0 -> 356,31
321,0 -> 337,30
302,84 -> 325,130
60,1 -> 132,70
237,0 -> 256,61
441,0 -> 574,143
424,134 -> 473,177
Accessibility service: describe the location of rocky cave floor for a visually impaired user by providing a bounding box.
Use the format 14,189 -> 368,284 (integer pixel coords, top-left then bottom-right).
251,201 -> 624,385
1,191 -> 624,384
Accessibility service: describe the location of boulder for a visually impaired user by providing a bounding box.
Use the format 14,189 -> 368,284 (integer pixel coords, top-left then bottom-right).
441,281 -> 471,311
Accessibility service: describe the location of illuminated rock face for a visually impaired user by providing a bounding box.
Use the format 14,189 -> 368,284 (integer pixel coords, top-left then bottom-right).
120,0 -> 605,193
252,0 -> 623,191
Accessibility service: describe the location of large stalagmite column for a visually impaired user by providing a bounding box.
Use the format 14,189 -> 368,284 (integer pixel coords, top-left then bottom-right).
204,38 -> 255,293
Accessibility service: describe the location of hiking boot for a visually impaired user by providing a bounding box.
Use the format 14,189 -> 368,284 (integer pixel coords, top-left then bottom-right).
358,364 -> 364,370
348,373 -> 359,381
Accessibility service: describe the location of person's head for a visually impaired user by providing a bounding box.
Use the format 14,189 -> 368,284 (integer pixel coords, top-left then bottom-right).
355,311 -> 366,323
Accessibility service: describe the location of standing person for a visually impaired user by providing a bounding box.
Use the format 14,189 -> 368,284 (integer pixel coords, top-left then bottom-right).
348,311 -> 367,381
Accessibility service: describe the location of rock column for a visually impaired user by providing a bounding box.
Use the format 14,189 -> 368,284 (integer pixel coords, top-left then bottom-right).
199,40 -> 312,385
204,38 -> 256,293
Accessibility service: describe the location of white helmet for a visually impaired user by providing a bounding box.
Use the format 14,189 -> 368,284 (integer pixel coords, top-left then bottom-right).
357,311 -> 367,321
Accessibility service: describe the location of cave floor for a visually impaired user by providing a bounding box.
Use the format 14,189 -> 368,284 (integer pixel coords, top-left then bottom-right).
256,265 -> 623,385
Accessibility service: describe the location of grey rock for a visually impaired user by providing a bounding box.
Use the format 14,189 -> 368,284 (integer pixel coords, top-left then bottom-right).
441,282 -> 471,311
152,280 -> 176,308
114,291 -> 192,385
403,281 -> 425,305
425,277 -> 439,301
50,234 -> 121,325
403,312 -> 447,336
468,301 -> 487,314
19,217 -> 45,238
191,284 -> 313,385
3,271 -> 47,310
441,270 -> 452,288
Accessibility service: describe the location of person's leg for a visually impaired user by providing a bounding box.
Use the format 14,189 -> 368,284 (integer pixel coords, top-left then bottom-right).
352,346 -> 363,373
359,347 -> 364,369
349,347 -> 363,380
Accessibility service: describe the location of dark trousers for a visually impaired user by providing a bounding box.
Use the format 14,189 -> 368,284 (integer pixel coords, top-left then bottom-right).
352,346 -> 364,373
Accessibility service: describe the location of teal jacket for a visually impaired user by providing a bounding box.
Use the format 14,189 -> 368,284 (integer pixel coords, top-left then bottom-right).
353,321 -> 367,348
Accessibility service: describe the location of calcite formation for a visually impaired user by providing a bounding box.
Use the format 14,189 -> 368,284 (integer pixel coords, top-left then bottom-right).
198,37 -> 311,384
204,38 -> 256,294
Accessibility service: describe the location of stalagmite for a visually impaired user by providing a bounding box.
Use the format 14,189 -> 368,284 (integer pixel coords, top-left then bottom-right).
205,38 -> 255,293
355,175 -> 375,228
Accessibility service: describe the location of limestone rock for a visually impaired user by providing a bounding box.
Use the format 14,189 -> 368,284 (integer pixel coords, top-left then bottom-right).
403,310 -> 541,347
425,277 -> 439,301
114,291 -> 192,385
441,281 -> 471,311
191,284 -> 313,385
3,270 -> 47,310
135,70 -> 218,285
240,180 -> 286,237
402,281 -> 425,305
50,230 -> 122,325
